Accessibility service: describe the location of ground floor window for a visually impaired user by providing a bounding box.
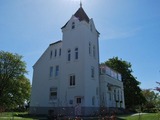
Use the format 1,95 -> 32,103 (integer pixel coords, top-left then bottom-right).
49,88 -> 57,100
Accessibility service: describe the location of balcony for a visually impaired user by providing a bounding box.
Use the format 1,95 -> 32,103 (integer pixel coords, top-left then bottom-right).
100,65 -> 122,81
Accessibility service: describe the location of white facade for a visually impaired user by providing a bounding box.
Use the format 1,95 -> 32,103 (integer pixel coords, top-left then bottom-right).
30,6 -> 125,116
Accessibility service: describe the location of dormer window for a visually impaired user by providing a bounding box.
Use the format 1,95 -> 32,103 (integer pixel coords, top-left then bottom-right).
72,22 -> 75,29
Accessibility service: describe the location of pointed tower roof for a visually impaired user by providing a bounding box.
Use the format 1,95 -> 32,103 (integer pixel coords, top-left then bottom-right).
74,7 -> 89,23
61,6 -> 90,29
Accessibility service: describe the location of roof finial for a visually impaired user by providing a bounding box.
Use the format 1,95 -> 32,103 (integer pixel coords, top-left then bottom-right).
80,0 -> 82,7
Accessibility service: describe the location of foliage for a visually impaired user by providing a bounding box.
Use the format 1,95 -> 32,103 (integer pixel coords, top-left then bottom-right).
103,57 -> 146,109
155,81 -> 160,92
0,51 -> 31,110
141,89 -> 160,112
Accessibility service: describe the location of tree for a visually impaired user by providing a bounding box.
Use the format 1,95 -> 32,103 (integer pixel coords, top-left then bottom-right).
103,57 -> 146,109
142,89 -> 160,112
155,82 -> 160,92
0,51 -> 31,110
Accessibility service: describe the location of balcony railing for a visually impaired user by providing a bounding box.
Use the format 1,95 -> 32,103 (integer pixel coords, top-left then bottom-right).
100,65 -> 122,81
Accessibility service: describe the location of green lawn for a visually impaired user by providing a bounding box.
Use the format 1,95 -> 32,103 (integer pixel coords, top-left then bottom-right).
0,112 -> 159,120
0,112 -> 46,120
118,113 -> 160,120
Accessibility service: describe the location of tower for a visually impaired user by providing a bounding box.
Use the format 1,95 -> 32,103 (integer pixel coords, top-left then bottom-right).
60,5 -> 100,115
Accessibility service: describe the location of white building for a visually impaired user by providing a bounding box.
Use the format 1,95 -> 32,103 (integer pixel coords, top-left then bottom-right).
30,5 -> 125,116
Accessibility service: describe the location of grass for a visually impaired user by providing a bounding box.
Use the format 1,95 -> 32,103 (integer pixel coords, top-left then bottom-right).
0,112 -> 46,120
0,112 -> 159,120
118,113 -> 160,120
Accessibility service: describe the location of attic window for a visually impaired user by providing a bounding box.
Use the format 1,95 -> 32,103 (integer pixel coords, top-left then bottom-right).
72,22 -> 75,29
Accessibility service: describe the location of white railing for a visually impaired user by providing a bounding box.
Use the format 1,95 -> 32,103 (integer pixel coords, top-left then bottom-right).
100,65 -> 122,81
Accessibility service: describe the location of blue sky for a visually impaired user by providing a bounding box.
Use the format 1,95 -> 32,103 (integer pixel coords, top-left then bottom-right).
0,0 -> 160,90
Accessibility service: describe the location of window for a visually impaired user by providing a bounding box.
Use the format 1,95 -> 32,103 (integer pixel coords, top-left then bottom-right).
89,42 -> 91,55
49,88 -> 57,100
75,47 -> 78,59
50,51 -> 52,59
55,65 -> 59,76
109,92 -> 112,101
77,98 -> 81,104
91,67 -> 95,78
118,90 -> 120,101
49,66 -> 53,77
59,48 -> 61,56
67,49 -> 71,61
54,49 -> 57,57
93,45 -> 96,58
114,90 -> 116,101
92,96 -> 95,105
72,22 -> 75,29
69,75 -> 75,86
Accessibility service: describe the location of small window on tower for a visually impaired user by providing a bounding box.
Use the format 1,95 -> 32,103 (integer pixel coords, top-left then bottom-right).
91,66 -> 95,78
50,51 -> 52,59
49,66 -> 53,77
93,45 -> 96,58
55,65 -> 59,77
89,42 -> 91,55
59,48 -> 61,56
55,49 -> 57,57
72,22 -> 75,29
75,47 -> 78,60
67,49 -> 71,61
69,75 -> 75,86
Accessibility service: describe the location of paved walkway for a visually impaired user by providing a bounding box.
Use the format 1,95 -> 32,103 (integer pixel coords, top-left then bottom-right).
131,112 -> 148,116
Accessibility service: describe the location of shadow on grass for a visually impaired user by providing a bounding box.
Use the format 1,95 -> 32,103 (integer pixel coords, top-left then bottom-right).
15,113 -> 47,120
117,117 -> 127,120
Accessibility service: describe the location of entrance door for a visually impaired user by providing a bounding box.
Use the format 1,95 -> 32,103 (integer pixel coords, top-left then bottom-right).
75,97 -> 82,116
